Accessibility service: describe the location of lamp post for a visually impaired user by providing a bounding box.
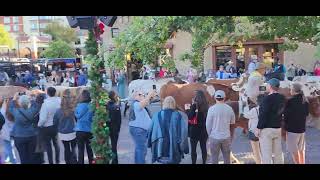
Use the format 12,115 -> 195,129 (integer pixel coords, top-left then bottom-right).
17,38 -> 20,58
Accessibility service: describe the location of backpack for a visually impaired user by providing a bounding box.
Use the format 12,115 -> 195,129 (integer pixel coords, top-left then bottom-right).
129,100 -> 151,122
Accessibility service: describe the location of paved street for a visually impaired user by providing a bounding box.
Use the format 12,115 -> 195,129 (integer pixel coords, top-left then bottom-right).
1,101 -> 320,164
117,102 -> 320,164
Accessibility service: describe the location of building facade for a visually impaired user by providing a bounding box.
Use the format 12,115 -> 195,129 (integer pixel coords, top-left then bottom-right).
0,16 -> 87,59
102,16 -> 319,79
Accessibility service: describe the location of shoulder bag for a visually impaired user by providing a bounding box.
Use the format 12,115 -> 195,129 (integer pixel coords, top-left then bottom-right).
248,108 -> 259,142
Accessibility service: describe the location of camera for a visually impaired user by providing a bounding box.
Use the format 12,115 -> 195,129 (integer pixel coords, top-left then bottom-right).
259,86 -> 266,91
19,92 -> 26,96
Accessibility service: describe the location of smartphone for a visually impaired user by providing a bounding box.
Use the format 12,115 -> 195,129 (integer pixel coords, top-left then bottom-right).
185,104 -> 191,110
259,86 -> 266,91
152,85 -> 156,90
19,92 -> 26,96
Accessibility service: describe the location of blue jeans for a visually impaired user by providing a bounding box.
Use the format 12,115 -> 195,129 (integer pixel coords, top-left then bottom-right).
129,127 -> 148,164
14,136 -> 37,164
2,139 -> 16,164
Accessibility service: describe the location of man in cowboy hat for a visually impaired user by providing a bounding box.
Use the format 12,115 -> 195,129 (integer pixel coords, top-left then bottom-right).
245,63 -> 266,104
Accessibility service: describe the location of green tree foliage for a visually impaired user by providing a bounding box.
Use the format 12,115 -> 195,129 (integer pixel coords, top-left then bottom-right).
0,25 -> 14,48
85,30 -> 98,56
314,23 -> 320,59
108,16 -> 320,70
43,21 -> 77,44
41,40 -> 75,58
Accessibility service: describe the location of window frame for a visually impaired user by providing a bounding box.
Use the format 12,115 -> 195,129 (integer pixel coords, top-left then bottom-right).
4,17 -> 10,24
12,25 -> 19,32
111,28 -> 119,38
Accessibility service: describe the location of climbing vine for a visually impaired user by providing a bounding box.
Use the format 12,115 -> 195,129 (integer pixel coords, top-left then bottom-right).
85,30 -> 112,164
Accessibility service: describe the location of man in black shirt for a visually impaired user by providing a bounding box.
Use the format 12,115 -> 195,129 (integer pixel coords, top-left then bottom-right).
255,78 -> 286,164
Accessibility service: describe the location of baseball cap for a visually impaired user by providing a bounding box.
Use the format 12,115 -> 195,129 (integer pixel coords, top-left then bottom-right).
267,78 -> 280,88
214,90 -> 226,99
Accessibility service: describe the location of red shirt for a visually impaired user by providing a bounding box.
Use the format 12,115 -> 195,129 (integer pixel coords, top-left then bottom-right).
159,70 -> 165,78
314,68 -> 320,76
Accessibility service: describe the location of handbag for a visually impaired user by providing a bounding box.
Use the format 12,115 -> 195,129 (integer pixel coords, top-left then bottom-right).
248,108 -> 259,142
248,131 -> 259,141
188,108 -> 198,125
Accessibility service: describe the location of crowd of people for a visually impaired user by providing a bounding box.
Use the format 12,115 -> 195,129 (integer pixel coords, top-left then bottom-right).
0,87 -> 102,164
125,77 -> 310,164
2,68 -> 89,90
0,58 -> 318,164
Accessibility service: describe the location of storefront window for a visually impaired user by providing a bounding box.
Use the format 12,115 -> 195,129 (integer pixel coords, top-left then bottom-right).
216,46 -> 232,70
236,47 -> 245,73
263,44 -> 279,68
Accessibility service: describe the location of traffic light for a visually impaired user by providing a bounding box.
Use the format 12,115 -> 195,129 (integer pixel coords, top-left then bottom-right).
66,16 -> 96,30
99,16 -> 117,27
66,16 -> 118,29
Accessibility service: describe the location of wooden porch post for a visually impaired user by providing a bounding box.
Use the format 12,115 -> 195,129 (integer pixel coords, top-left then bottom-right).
231,46 -> 237,67
244,46 -> 249,70
212,46 -> 216,71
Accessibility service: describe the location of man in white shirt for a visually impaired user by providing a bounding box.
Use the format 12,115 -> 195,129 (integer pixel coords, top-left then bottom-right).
38,87 -> 61,164
206,90 -> 236,164
248,59 -> 258,74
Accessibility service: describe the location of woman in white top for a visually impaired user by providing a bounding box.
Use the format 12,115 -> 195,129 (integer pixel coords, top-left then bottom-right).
244,95 -> 265,164
0,98 -> 17,164
61,72 -> 75,87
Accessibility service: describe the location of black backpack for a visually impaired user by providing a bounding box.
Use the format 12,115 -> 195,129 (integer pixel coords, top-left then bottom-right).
129,100 -> 151,122
0,112 -> 5,131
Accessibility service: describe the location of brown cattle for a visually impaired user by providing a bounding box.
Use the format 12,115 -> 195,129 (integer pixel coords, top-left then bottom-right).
0,86 -> 28,99
278,87 -> 320,119
170,83 -> 215,111
160,82 -> 239,110
207,78 -> 239,87
160,82 -> 244,135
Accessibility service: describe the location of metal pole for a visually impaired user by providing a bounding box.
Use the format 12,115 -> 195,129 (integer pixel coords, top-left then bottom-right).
17,39 -> 20,58
38,16 -> 41,36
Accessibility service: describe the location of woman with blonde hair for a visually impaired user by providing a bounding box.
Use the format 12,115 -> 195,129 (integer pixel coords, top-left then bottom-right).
148,96 -> 189,164
53,89 -> 77,164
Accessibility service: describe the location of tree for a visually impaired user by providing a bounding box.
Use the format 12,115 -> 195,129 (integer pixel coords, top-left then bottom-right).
0,25 -> 14,48
44,21 -> 77,44
85,30 -> 98,55
108,16 -> 320,70
314,23 -> 320,59
41,40 -> 75,58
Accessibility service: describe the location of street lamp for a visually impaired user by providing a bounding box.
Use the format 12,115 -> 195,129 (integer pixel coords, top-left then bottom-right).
32,36 -> 38,59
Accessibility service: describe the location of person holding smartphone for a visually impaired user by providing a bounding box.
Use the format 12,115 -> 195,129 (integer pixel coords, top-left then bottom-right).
185,90 -> 209,164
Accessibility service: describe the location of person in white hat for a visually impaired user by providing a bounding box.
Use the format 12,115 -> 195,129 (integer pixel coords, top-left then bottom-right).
206,90 -> 236,164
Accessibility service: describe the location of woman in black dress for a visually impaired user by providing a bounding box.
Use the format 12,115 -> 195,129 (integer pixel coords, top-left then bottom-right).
106,91 -> 122,164
186,90 -> 209,164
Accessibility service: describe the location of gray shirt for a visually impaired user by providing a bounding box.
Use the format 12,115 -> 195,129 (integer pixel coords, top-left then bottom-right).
128,101 -> 151,130
206,103 -> 236,139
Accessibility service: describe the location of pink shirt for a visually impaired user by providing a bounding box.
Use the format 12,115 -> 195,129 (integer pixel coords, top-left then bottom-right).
314,68 -> 320,76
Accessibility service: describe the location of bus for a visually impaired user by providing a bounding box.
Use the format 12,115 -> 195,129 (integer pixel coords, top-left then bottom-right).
44,57 -> 82,76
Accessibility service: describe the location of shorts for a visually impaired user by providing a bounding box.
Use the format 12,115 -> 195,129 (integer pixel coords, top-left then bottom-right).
286,132 -> 305,153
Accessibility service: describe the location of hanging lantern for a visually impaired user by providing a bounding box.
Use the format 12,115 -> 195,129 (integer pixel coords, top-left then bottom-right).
237,41 -> 243,48
126,53 -> 131,61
